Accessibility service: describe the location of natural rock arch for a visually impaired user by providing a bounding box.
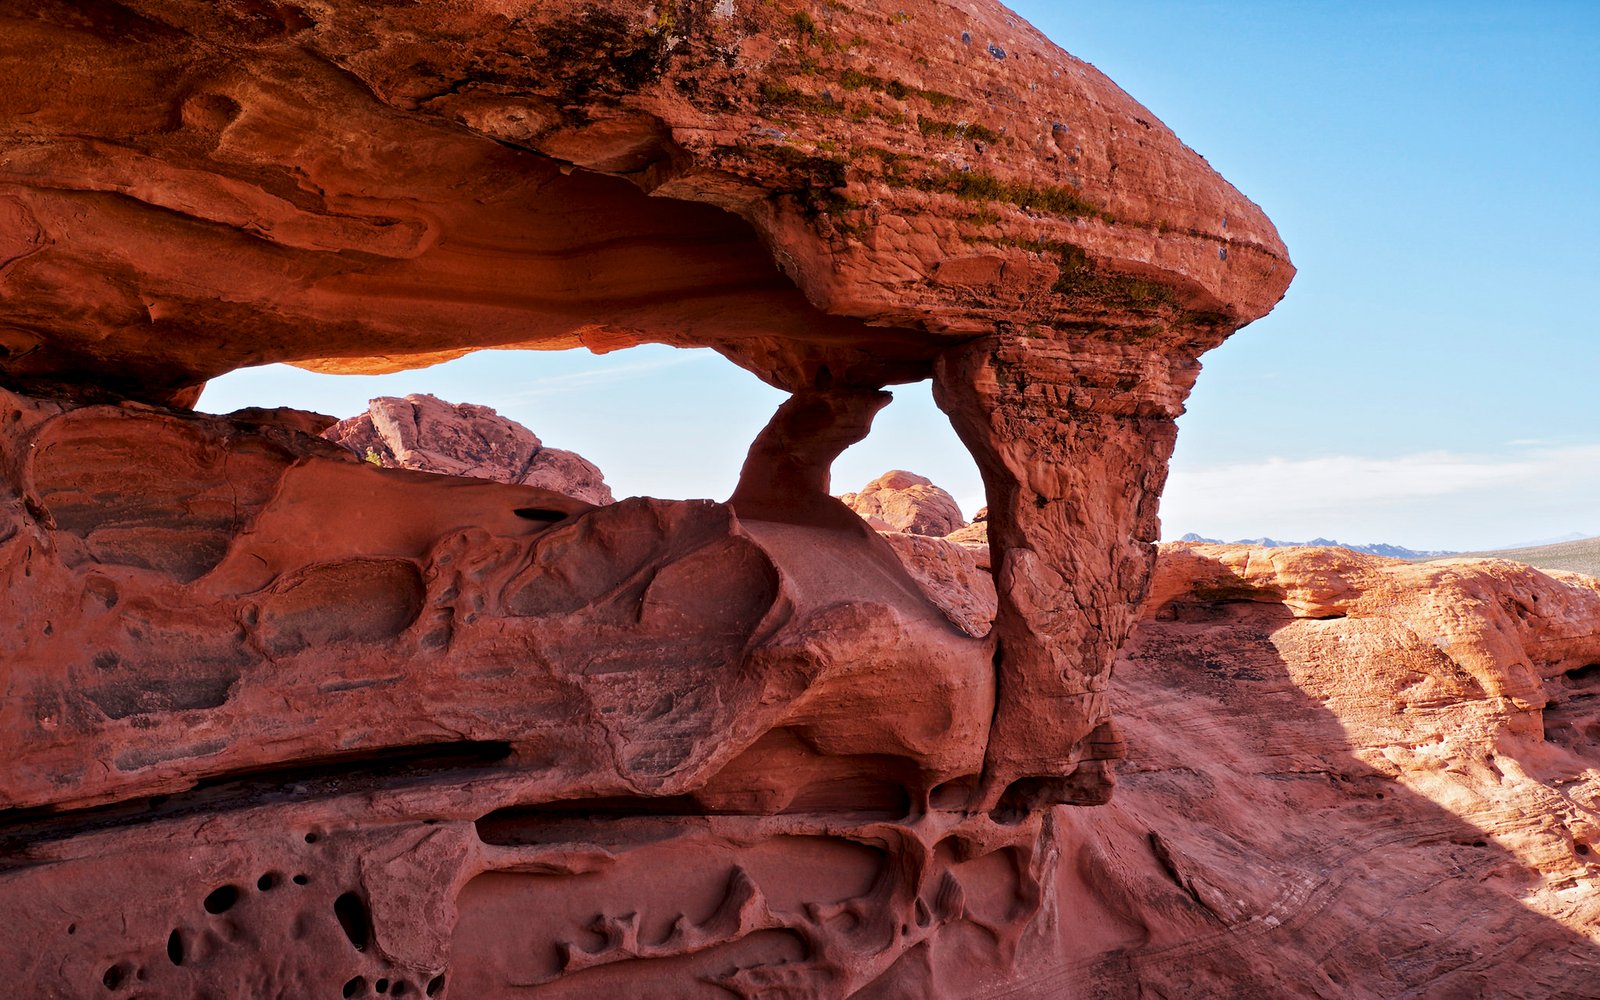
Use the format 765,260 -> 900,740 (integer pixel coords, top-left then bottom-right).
0,1 -> 1292,995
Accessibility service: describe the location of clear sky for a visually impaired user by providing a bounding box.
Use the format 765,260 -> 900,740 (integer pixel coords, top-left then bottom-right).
200,1 -> 1599,552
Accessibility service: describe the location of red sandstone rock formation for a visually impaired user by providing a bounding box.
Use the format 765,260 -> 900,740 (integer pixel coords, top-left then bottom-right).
0,0 -> 1293,811
326,394 -> 615,505
1,391 -> 998,997
840,470 -> 967,536
1090,545 -> 1600,996
944,521 -> 990,547
878,536 -> 1600,996
0,1 -> 1306,997
944,505 -> 989,546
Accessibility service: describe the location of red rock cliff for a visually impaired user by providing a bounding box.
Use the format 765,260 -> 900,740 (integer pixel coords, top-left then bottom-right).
0,2 -> 1297,996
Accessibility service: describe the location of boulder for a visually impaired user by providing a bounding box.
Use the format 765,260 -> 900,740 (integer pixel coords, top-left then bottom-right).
840,469 -> 967,536
325,394 -> 615,505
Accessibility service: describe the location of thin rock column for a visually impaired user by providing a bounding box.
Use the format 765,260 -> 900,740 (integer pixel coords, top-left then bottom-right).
934,332 -> 1195,811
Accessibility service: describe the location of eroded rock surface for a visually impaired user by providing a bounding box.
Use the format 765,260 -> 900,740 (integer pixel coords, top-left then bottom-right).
880,530 -> 996,638
1,390 -> 1000,997
0,1 -> 1312,996
326,394 -> 615,505
1083,545 -> 1600,997
0,0 -> 1294,817
0,0 -> 1290,402
842,472 -> 996,636
879,537 -> 1600,996
841,470 -> 966,536
945,507 -> 990,548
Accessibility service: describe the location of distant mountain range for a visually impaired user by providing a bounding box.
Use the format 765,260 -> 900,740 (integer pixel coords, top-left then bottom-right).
1175,533 -> 1457,560
1175,532 -> 1600,574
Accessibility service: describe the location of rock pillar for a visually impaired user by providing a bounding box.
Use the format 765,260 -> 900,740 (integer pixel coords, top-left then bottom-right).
935,332 -> 1194,809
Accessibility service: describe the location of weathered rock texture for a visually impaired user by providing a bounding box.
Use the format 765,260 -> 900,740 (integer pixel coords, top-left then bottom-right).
1089,545 -> 1600,997
841,470 -> 966,537
880,530 -> 995,638
0,0 -> 1305,996
326,394 -> 615,505
0,0 -> 1292,806
945,507 -> 990,549
843,470 -> 995,636
1,392 -> 1006,997
878,537 -> 1600,996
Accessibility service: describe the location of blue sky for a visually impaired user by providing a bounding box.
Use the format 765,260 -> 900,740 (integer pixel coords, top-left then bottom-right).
201,1 -> 1599,551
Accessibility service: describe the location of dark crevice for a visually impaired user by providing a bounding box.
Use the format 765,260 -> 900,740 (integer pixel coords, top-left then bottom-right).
975,638 -> 1006,807
166,928 -> 185,966
987,775 -> 1066,825
512,507 -> 570,522
203,885 -> 240,914
1146,831 -> 1214,915
334,891 -> 373,951
1565,663 -> 1600,683
474,795 -> 737,844
928,775 -> 979,811
476,786 -> 913,846
0,740 -> 513,869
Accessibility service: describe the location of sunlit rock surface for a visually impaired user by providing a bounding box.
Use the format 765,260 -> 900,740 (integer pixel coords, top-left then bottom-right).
1097,545 -> 1600,997
0,1 -> 1308,996
325,394 -> 616,505
840,470 -> 967,537
886,535 -> 1600,997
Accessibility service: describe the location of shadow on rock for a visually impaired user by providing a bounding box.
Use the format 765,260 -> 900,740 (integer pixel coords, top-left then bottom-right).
994,546 -> 1600,999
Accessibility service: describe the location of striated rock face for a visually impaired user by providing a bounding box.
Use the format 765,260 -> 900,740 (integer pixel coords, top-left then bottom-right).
0,1 -> 1303,997
840,469 -> 967,536
1084,545 -> 1600,996
878,537 -> 1600,995
325,394 -> 615,505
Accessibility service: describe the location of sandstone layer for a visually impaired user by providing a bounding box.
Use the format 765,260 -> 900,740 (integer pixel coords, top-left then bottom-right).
1085,545 -> 1600,997
0,1 -> 1302,996
880,537 -> 1600,996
